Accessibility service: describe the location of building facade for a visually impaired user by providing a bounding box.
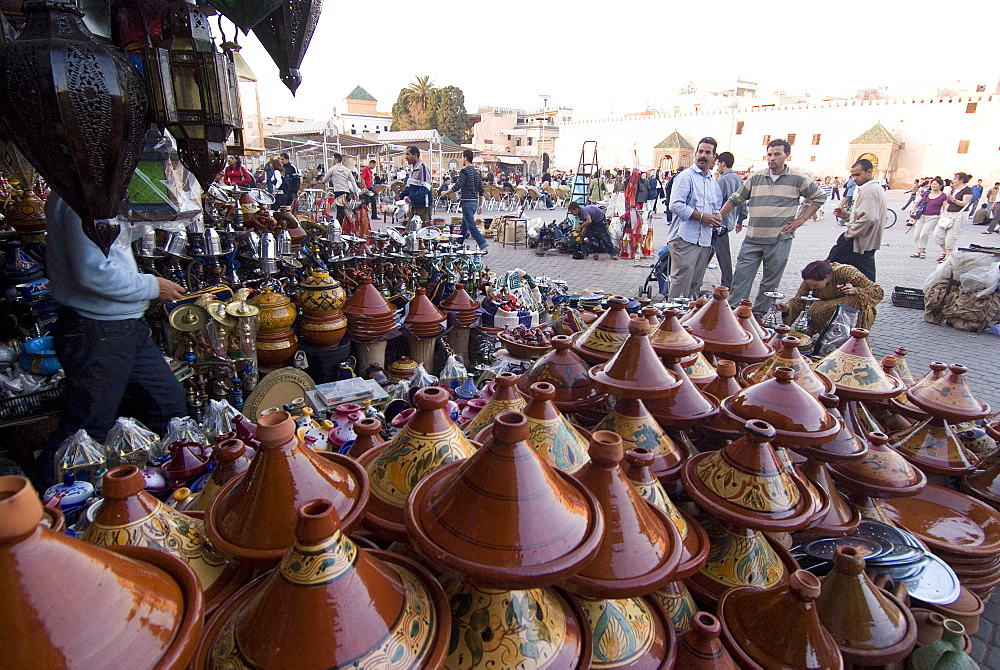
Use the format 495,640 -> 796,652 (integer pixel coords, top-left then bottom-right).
556,94 -> 1000,187
332,85 -> 392,136
471,106 -> 574,175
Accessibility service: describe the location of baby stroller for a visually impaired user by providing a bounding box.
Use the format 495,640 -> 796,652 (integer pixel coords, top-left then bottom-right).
638,246 -> 671,298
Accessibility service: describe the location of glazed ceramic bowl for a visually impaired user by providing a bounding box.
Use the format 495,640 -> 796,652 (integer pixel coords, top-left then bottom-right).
498,332 -> 552,360
881,485 -> 1000,557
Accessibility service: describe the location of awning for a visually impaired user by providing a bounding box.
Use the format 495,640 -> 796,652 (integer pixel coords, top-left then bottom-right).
472,156 -> 486,163
498,156 -> 523,165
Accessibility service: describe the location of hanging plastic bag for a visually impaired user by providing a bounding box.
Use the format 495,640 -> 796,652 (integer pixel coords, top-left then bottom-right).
811,304 -> 860,358
55,428 -> 107,480
201,399 -> 241,439
160,416 -> 209,452
438,355 -> 468,389
105,417 -> 161,466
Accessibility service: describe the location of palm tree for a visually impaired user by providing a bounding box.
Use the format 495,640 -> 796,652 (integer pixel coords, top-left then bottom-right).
402,75 -> 436,129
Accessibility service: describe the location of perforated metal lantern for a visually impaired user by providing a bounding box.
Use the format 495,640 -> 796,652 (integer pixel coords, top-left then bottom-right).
251,0 -> 322,95
0,0 -> 149,254
205,0 -> 282,33
143,0 -> 242,189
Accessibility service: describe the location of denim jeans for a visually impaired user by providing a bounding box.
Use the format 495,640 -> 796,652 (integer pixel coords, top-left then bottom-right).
460,199 -> 487,248
583,224 -> 616,257
36,310 -> 187,486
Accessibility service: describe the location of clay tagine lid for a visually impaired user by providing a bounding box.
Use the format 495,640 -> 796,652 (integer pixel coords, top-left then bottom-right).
405,411 -> 605,589
517,334 -> 607,413
0,475 -> 204,669
681,420 -> 816,531
588,318 -> 681,399
205,410 -> 369,567
963,459 -> 1000,509
890,361 -> 947,419
794,393 -> 868,462
563,431 -> 683,599
701,359 -> 742,401
346,418 -> 384,459
343,275 -> 394,318
641,304 -> 661,328
645,359 -> 720,428
681,286 -> 753,356
650,307 -> 705,359
570,296 -> 633,365
830,432 -> 926,499
482,381 -> 591,474
624,447 -> 710,579
892,346 -> 917,386
462,371 -> 526,438
192,438 -> 254,512
683,351 -> 718,388
595,397 -> 690,481
195,499 -> 450,669
722,367 -> 841,448
815,546 -> 917,666
741,335 -> 835,397
814,328 -> 905,400
728,302 -> 774,364
675,612 -> 739,670
439,282 -> 480,328
404,287 -> 446,327
358,386 -> 477,541
907,364 -> 992,422
717,570 -> 844,670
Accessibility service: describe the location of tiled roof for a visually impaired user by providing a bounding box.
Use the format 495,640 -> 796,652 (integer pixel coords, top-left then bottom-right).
655,130 -> 693,149
346,85 -> 376,101
850,122 -> 900,145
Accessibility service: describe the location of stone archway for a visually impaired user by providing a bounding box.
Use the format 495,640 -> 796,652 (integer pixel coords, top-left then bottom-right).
858,152 -> 879,170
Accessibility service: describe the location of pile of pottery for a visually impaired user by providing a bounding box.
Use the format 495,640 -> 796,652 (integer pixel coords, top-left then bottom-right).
296,269 -> 347,348
343,276 -> 398,370
250,285 -> 298,368
403,287 -> 447,368
440,283 -> 481,363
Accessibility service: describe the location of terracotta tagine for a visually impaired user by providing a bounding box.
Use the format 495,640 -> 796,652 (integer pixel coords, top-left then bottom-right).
793,393 -> 869,462
404,287 -> 447,339
680,286 -> 753,358
717,569 -> 844,670
721,367 -> 841,448
740,335 -> 835,397
358,386 -> 478,542
674,612 -> 739,670
831,431 -> 927,499
0,475 -> 203,668
195,499 -> 450,669
479,381 -> 591,474
440,282 -> 481,328
588,317 -> 681,400
891,417 -> 981,476
462,371 -> 526,438
813,328 -> 905,401
641,304 -> 661,328
405,411 -> 604,589
644,358 -> 720,428
344,276 -> 397,343
890,361 -> 947,421
191,438 -> 254,512
389,355 -> 420,382
443,580 -> 593,669
701,359 -> 742,402
205,410 -> 369,567
727,302 -> 773,364
595,397 -> 689,482
907,363 -> 992,424
572,595 -> 677,669
891,346 -> 917,386
796,457 -> 863,538
517,334 -> 607,413
963,460 -> 1000,510
5,188 -> 46,235
571,296 -> 633,365
682,351 -> 719,389
815,546 -> 917,666
347,417 -> 384,459
649,307 -> 705,360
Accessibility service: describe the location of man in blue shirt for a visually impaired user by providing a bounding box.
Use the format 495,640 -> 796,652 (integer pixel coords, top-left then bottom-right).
567,201 -> 617,260
713,152 -> 748,288
968,179 -> 984,217
666,137 -> 724,300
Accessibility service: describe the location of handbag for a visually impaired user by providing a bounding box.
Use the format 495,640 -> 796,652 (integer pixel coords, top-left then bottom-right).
912,194 -> 928,220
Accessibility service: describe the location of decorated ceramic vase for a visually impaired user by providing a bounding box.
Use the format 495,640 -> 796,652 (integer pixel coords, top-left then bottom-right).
251,284 -> 298,332
297,270 -> 347,314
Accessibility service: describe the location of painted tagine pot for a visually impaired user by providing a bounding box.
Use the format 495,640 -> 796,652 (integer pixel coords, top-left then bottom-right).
517,334 -> 607,413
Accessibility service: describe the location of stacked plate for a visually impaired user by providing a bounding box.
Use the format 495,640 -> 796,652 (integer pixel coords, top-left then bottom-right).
882,484 -> 1000,600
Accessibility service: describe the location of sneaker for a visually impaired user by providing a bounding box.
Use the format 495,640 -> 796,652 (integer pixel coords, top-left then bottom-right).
610,255 -> 619,261
479,245 -> 489,254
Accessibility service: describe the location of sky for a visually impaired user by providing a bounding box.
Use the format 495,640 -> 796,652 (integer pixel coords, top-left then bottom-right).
232,0 -> 1000,123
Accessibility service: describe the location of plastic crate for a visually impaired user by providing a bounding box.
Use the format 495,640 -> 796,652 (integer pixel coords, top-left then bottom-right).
891,286 -> 925,309
0,386 -> 64,422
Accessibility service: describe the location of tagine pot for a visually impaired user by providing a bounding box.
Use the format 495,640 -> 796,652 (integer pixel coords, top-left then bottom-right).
439,282 -> 481,328
0,475 -> 203,669
701,359 -> 742,402
462,371 -> 526,438
727,302 -> 772,364
347,418 -> 384,459
681,286 -> 753,358
205,410 -> 369,567
674,612 -> 739,670
595,397 -> 689,482
571,595 -> 677,670
813,328 -> 905,401
649,307 -> 704,360
518,334 -> 607,413
358,386 -> 477,542
404,287 -> 447,339
741,335 -> 835,397
571,296 -> 633,365
192,438 -> 254,512
195,499 -> 451,669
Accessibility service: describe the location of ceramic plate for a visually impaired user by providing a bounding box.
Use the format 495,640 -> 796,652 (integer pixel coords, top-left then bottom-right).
881,485 -> 1000,556
802,537 -> 884,561
891,553 -> 962,605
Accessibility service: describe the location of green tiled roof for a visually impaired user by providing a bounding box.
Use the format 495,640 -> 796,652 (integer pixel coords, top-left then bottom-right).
655,130 -> 693,149
850,122 -> 899,145
346,85 -> 376,102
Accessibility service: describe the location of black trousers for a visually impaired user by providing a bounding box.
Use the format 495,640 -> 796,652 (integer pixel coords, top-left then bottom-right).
827,233 -> 877,281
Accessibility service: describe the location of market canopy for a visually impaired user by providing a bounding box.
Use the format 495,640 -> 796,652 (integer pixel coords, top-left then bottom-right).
498,156 -> 523,165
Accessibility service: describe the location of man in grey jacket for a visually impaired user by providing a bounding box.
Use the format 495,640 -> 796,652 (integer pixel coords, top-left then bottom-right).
713,152 -> 747,288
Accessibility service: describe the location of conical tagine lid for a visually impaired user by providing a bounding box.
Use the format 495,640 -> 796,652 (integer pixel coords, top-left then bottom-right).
359,386 -> 477,541
404,287 -> 446,326
717,570 -> 844,670
196,499 -> 450,669
681,286 -> 752,355
814,328 -> 904,400
480,381 -> 591,474
830,432 -> 926,498
742,335 -> 834,397
344,275 -> 395,317
571,296 -> 633,365
518,334 -> 607,413
440,283 -> 480,326
564,431 -> 684,599
650,308 -> 705,359
589,318 -> 681,399
701,359 -> 743,402
406,411 -> 605,589
907,364 -> 991,422
463,371 -> 526,438
205,410 -> 369,567
890,361 -> 947,419
0,476 -> 204,669
675,612 -> 739,670
721,367 -> 840,448
645,360 -> 720,428
595,397 -> 689,480
681,420 -> 815,531
794,394 -> 868,462
728,302 -> 773,364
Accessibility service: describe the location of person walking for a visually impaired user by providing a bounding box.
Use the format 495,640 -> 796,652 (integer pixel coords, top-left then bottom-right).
900,179 -> 922,211
360,160 -> 378,220
568,201 -> 617,260
665,137 -> 724,300
934,172 -> 973,262
909,177 -> 946,258
400,146 -> 433,223
588,171 -> 606,204
324,152 -> 360,225
967,178 -> 984,217
719,139 -> 827,316
223,155 -> 252,187
277,152 -> 300,209
714,151 -> 747,288
831,176 -> 841,201
828,159 -> 885,281
443,149 -> 489,252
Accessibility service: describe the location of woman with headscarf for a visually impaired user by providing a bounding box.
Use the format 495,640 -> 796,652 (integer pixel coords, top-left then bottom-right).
777,260 -> 883,334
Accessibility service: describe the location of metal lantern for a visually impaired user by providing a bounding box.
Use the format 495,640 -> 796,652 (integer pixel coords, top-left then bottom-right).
0,0 -> 149,254
206,0 -> 282,34
251,0 -> 322,95
144,0 -> 242,189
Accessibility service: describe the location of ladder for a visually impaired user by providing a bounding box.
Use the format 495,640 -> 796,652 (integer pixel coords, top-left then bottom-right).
571,141 -> 599,205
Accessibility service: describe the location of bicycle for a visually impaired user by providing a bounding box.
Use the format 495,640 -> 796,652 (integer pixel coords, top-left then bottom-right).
834,203 -> 897,228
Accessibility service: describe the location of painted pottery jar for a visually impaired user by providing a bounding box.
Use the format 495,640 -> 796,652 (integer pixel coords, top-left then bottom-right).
300,310 -> 347,348
254,328 -> 299,368
5,188 -> 46,234
389,355 -> 420,382
462,372 -> 526,438
251,285 -> 297,332
328,402 -> 365,453
195,498 -> 450,669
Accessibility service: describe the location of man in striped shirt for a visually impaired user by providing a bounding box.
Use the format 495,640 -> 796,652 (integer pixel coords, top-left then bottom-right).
719,139 -> 827,316
443,149 -> 489,251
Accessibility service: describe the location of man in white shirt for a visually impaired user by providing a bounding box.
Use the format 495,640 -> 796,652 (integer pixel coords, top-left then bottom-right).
324,152 -> 359,223
829,159 -> 885,281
